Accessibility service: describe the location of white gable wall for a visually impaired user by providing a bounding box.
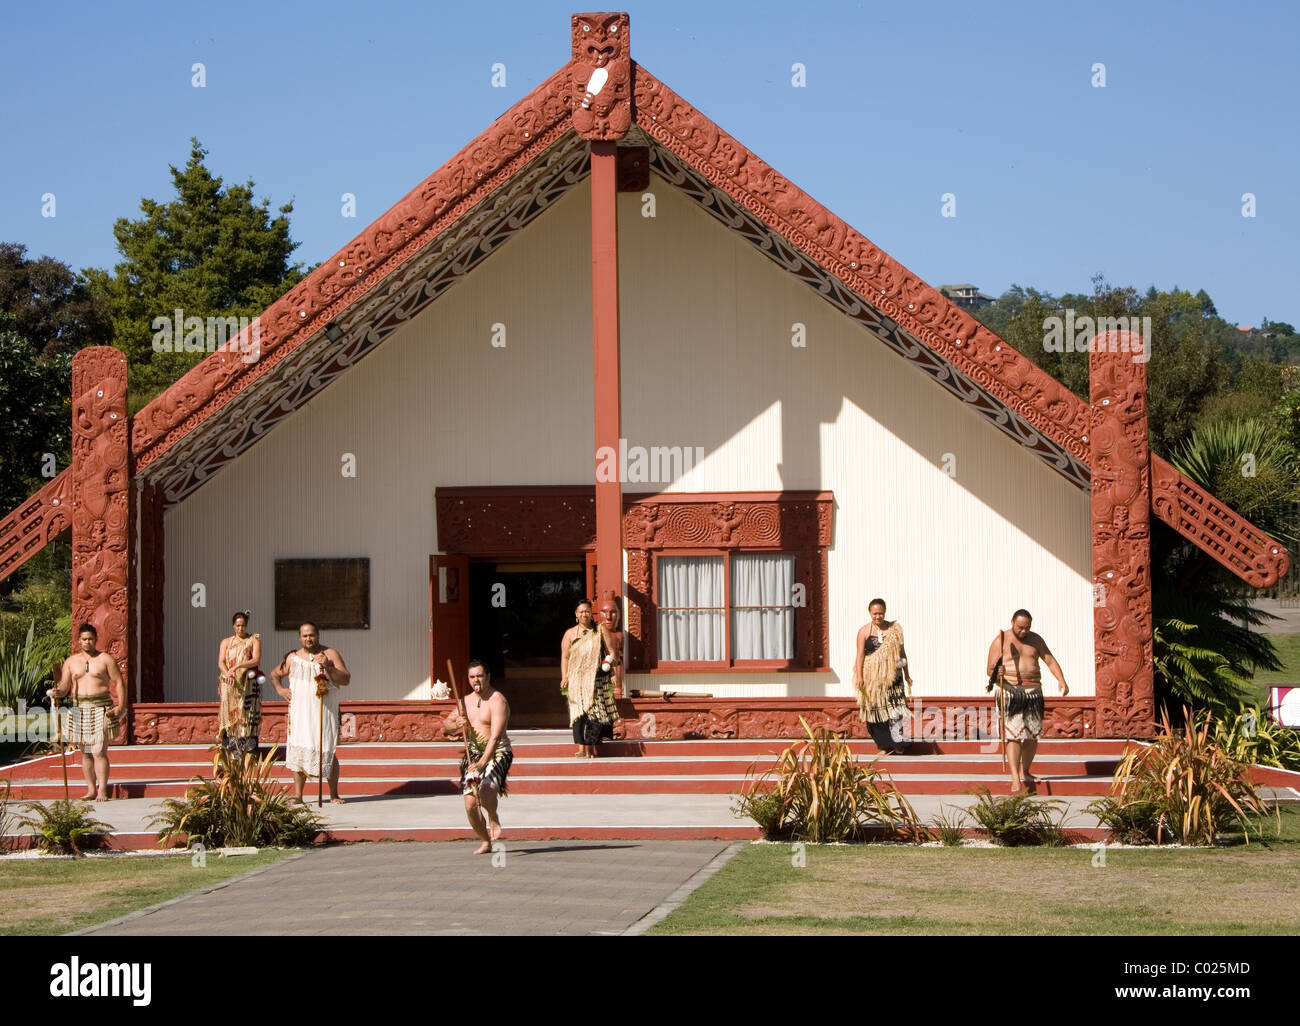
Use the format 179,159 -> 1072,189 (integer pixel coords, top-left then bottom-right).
617,177 -> 1094,697
161,171 -> 1094,703
162,182 -> 595,700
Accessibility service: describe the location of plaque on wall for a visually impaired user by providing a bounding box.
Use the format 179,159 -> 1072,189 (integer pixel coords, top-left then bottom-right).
275,558 -> 370,630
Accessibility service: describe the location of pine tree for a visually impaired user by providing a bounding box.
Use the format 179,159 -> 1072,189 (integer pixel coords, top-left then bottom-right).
85,139 -> 306,408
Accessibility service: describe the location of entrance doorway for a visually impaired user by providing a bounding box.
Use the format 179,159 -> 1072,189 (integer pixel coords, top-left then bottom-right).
469,560 -> 585,727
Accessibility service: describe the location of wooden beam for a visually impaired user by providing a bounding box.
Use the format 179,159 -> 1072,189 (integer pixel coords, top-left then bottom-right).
591,142 -> 623,604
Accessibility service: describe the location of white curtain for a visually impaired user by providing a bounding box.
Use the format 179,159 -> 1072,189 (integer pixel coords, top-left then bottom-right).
731,553 -> 794,660
657,556 -> 725,661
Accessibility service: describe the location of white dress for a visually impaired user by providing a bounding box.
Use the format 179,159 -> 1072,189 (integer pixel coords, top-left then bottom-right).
285,654 -> 340,777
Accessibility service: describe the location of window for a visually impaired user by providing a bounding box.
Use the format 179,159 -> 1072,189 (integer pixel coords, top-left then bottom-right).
656,552 -> 795,665
623,491 -> 832,672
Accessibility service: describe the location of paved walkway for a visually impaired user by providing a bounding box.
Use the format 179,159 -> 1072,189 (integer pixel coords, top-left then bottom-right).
78,840 -> 735,936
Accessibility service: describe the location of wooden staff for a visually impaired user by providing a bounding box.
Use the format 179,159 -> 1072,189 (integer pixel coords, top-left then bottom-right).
50,688 -> 69,802
446,659 -> 477,794
318,690 -> 324,808
315,657 -> 329,808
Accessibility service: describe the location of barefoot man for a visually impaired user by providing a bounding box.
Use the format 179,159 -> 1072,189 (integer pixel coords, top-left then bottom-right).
447,659 -> 512,854
985,610 -> 1068,793
270,623 -> 350,804
47,623 -> 127,802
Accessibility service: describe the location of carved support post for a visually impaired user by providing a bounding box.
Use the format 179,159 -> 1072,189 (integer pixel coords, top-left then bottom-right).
576,12 -> 631,605
71,347 -> 132,738
138,481 -> 165,703
1089,331 -> 1154,737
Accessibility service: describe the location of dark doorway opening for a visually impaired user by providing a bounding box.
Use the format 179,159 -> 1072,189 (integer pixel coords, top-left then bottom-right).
469,560 -> 585,727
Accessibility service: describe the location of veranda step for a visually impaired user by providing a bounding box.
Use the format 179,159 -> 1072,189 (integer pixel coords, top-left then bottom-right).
1,754 -> 1123,780
5,771 -> 1118,800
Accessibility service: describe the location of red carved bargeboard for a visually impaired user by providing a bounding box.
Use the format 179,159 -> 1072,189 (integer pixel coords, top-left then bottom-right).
129,62 -> 581,473
71,347 -> 132,741
631,66 -> 1093,471
0,469 -> 72,583
623,492 -> 834,670
128,697 -> 1097,743
1150,453 -> 1291,587
1089,334 -> 1154,738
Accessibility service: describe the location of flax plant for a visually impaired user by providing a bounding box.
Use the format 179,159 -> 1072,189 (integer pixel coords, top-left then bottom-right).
150,745 -> 322,849
1095,707 -> 1278,845
733,717 -> 920,843
931,805 -> 968,847
1212,706 -> 1300,772
0,621 -> 64,708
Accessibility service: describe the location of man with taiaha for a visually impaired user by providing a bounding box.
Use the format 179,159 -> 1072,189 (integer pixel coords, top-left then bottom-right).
986,609 -> 1068,793
270,622 -> 351,804
852,598 -> 914,754
47,623 -> 127,801
560,599 -> 620,758
445,660 -> 513,854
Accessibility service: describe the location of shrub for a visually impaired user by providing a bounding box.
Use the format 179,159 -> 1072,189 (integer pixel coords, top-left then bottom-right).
1212,706 -> 1300,773
15,799 -> 111,855
1096,707 -> 1277,845
931,805 -> 967,847
732,717 -> 920,843
150,745 -> 322,849
966,788 -> 1068,846
1085,797 -> 1162,846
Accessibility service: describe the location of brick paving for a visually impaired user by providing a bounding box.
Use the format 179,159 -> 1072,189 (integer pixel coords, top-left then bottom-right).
79,840 -> 733,936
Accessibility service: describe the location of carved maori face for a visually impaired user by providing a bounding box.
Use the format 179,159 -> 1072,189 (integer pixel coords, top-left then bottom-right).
572,13 -> 628,67
596,596 -> 620,627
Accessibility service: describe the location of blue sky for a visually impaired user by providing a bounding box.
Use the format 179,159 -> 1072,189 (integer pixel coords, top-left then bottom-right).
3,0 -> 1297,326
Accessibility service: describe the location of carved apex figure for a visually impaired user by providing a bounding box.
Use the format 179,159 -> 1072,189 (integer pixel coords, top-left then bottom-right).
571,12 -> 632,140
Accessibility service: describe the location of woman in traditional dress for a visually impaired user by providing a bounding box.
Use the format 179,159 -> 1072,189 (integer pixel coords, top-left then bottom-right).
560,599 -> 620,759
216,611 -> 262,757
852,598 -> 914,754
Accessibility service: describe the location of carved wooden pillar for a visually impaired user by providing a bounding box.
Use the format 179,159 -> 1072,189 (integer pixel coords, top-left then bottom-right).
573,13 -> 632,604
1089,331 -> 1154,737
138,481 -> 165,702
71,347 -> 133,737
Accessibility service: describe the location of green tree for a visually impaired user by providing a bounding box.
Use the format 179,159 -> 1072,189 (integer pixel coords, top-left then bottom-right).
86,139 -> 306,408
0,319 -> 71,517
0,243 -> 110,359
1152,420 -> 1299,714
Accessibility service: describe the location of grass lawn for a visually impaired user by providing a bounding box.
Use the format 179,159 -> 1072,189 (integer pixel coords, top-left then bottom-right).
649,806 -> 1300,936
0,849 -> 293,936
1255,633 -> 1300,689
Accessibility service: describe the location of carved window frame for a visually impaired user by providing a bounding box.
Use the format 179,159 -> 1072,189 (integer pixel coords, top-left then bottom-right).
623,491 -> 832,674
651,548 -> 800,671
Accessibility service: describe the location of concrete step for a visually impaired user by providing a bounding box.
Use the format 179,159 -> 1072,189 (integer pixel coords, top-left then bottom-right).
6,771 -> 1117,800
2,754 -> 1122,780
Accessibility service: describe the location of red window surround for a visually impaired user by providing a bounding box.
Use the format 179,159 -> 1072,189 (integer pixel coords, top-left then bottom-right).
623,491 -> 833,672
